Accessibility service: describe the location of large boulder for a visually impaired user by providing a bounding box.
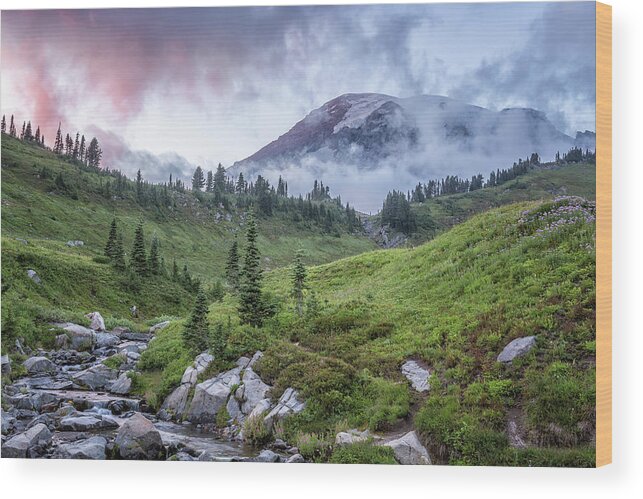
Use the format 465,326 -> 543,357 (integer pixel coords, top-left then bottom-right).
72,364 -> 118,390
1,423 -> 52,458
110,372 -> 133,395
117,341 -> 147,355
401,360 -> 430,392
54,436 -> 107,460
94,332 -> 119,349
187,367 -> 242,423
382,431 -> 431,465
85,311 -> 106,331
59,414 -> 118,431
263,387 -> 305,430
159,352 -> 214,420
254,449 -> 281,463
114,413 -> 164,460
497,336 -> 536,364
335,429 -> 370,446
66,240 -> 84,247
23,356 -> 56,374
149,321 -> 170,334
235,368 -> 271,416
56,323 -> 95,351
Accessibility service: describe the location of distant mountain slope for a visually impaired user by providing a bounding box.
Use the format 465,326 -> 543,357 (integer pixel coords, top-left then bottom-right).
232,93 -> 595,176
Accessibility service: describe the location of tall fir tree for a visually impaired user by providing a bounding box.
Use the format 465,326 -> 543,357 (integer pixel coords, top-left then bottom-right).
172,259 -> 179,281
1,115 -> 5,134
291,249 -> 307,317
130,221 -> 147,276
148,235 -> 161,275
225,238 -> 240,292
79,135 -> 86,163
213,163 -> 226,192
206,170 -> 214,192
104,218 -> 119,259
192,166 -> 205,191
9,115 -> 16,137
182,290 -> 210,354
136,169 -> 144,202
86,137 -> 102,167
54,122 -> 63,153
238,213 -> 264,326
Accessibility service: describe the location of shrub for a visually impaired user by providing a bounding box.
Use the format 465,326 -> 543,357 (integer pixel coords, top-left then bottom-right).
330,441 -> 397,464
243,413 -> 272,447
215,406 -> 230,428
294,432 -> 334,463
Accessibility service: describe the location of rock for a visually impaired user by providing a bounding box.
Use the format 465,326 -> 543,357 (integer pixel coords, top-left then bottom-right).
254,449 -> 281,463
120,331 -> 152,342
27,269 -> 41,285
149,321 -> 170,334
117,341 -> 147,355
66,240 -> 84,247
382,431 -> 431,465
110,372 -> 132,395
1,423 -> 52,458
264,387 -> 305,430
273,438 -> 288,450
159,352 -> 215,420
94,332 -> 119,349
226,396 -> 243,423
1,354 -> 11,375
15,338 -> 26,355
23,356 -> 56,374
336,429 -> 370,446
286,453 -> 305,463
59,415 -> 118,431
248,398 -> 271,419
2,410 -> 17,435
187,367 -> 242,423
114,413 -> 164,460
401,360 -> 430,392
236,368 -> 271,415
15,238 -> 29,245
72,363 -> 118,390
497,336 -> 537,364
160,384 -> 192,419
56,322 -> 95,351
85,311 -> 105,331
54,334 -> 69,349
54,436 -> 107,460
248,350 -> 263,368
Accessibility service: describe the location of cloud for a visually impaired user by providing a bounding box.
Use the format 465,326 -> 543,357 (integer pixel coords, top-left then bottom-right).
449,2 -> 596,132
88,126 -> 197,183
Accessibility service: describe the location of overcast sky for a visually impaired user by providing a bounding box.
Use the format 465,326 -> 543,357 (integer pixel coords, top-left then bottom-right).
1,2 -> 596,184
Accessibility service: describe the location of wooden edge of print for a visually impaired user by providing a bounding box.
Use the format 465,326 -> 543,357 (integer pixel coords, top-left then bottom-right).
595,1 -> 612,468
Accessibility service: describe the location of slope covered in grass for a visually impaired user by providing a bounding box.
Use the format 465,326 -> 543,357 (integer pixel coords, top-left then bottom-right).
141,197 -> 596,466
406,162 -> 596,243
1,135 -> 376,282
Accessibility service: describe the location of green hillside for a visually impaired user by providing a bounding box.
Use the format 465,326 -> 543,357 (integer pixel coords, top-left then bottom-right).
141,197 -> 596,466
1,135 -> 376,282
374,162 -> 596,245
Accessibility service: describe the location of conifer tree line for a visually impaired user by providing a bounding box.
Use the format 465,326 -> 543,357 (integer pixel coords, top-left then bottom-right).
1,115 -> 103,169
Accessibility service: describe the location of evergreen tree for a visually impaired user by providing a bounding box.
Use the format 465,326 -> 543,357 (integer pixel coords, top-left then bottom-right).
136,169 -> 144,202
209,322 -> 227,359
236,172 -> 246,193
206,170 -> 214,192
172,259 -> 179,281
104,218 -> 119,259
148,235 -> 161,275
182,290 -> 210,354
54,123 -> 63,153
130,221 -> 147,276
1,115 -> 5,134
72,132 -> 80,160
291,249 -> 307,317
192,166 -> 205,191
86,137 -> 102,167
238,213 -> 264,326
225,238 -> 240,291
24,121 -> 33,141
79,135 -> 86,163
209,280 -> 225,302
34,126 -> 41,144
213,163 -> 226,192
9,115 -> 16,137
20,121 -> 25,140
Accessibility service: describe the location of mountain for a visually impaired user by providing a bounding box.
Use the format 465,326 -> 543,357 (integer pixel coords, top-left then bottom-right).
231,93 -> 595,212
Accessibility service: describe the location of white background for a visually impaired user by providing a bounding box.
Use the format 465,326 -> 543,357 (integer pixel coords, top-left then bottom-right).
0,0 -> 640,497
